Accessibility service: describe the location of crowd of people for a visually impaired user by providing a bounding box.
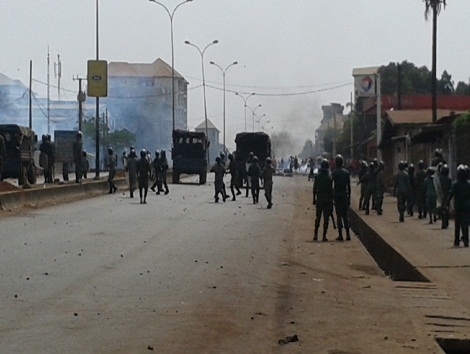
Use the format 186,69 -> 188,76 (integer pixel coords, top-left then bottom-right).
210,151 -> 275,209
355,149 -> 470,247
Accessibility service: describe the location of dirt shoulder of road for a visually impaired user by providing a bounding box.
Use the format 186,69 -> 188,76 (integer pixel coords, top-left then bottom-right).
270,176 -> 443,353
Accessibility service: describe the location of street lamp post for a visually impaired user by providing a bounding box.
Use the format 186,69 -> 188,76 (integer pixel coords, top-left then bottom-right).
210,60 -> 238,153
235,92 -> 255,131
256,114 -> 266,130
185,39 -> 218,163
148,0 -> 193,131
247,104 -> 262,132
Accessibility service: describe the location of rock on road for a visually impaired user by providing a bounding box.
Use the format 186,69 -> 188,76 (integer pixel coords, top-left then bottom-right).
0,175 -> 439,353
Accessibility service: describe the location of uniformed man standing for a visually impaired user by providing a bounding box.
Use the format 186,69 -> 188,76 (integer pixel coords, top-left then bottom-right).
245,152 -> 254,197
394,161 -> 410,222
313,159 -> 333,242
375,161 -> 386,215
157,150 -> 170,195
361,162 -> 377,215
0,133 -> 5,180
137,149 -> 151,204
72,131 -> 83,183
415,160 -> 427,219
210,156 -> 227,203
107,147 -> 118,194
260,157 -> 275,209
331,154 -> 351,241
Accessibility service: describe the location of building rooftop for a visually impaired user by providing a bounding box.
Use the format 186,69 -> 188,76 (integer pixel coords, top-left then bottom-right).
108,58 -> 185,80
195,119 -> 219,131
385,109 -> 464,126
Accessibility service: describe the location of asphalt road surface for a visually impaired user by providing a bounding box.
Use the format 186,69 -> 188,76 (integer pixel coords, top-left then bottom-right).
0,175 -> 441,353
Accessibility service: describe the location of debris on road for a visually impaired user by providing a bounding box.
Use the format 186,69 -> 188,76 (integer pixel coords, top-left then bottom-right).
278,334 -> 299,345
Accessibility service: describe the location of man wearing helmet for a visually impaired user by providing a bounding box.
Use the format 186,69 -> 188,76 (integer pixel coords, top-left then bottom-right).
247,156 -> 261,204
439,164 -> 452,229
415,160 -> 427,219
227,153 -> 242,201
375,161 -> 386,215
445,165 -> 470,247
137,149 -> 151,204
394,161 -> 411,222
73,131 -> 83,183
313,159 -> 333,241
156,150 -> 170,195
260,157 -> 275,208
107,147 -> 118,194
331,154 -> 351,241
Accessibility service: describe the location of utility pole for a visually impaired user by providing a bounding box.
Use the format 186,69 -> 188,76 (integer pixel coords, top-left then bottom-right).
350,92 -> 353,162
47,48 -> 50,135
29,60 -> 32,129
73,76 -> 86,131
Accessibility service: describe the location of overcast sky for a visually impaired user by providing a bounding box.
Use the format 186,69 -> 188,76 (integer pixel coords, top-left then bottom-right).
1,0 -> 469,150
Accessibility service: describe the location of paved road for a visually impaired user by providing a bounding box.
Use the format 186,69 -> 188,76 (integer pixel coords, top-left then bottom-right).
0,175 -> 443,353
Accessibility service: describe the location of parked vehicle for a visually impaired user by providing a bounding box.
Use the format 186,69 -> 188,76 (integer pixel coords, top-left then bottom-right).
0,124 -> 37,185
171,129 -> 208,184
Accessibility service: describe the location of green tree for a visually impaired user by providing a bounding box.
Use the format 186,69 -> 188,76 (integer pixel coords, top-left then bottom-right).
424,0 -> 447,122
455,80 -> 470,95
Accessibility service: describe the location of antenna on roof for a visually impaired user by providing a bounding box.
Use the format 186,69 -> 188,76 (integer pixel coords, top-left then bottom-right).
54,54 -> 62,101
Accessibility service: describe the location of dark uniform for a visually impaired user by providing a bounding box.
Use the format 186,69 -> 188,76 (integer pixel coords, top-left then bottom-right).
150,151 -> 160,193
361,163 -> 376,215
137,149 -> 151,204
245,152 -> 254,197
357,161 -> 368,210
331,155 -> 351,241
313,160 -> 333,241
228,154 -> 242,201
72,132 -> 83,183
260,157 -> 275,209
439,164 -> 452,229
415,161 -> 427,219
446,166 -> 470,247
248,156 -> 261,204
210,156 -> 227,203
157,150 -> 169,195
107,147 -> 118,194
0,133 -> 5,180
407,164 -> 416,216
394,161 -> 410,222
375,162 -> 386,215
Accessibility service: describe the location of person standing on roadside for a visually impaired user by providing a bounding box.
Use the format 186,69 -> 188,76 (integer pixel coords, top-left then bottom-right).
394,161 -> 410,223
375,161 -> 386,215
0,133 -> 5,180
357,160 -> 369,210
39,135 -> 50,182
137,149 -> 151,204
126,149 -> 138,199
415,160 -> 427,219
73,131 -> 83,183
107,147 -> 118,194
407,164 -> 416,216
245,152 -> 254,197
439,164 -> 452,229
260,157 -> 275,209
331,154 -> 351,241
227,153 -> 242,201
81,150 -> 89,179
423,168 -> 437,224
313,159 -> 333,242
446,165 -> 470,247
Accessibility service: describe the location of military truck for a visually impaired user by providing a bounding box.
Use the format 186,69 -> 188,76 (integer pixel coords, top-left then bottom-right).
234,132 -> 271,169
0,124 -> 37,185
171,129 -> 208,184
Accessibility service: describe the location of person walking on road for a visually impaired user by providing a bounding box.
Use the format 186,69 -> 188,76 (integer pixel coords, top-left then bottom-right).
210,156 -> 227,203
394,161 -> 410,223
81,150 -> 89,179
357,161 -> 369,210
439,164 -> 452,229
248,156 -> 261,204
424,168 -> 437,224
227,153 -> 242,201
313,159 -> 333,242
126,149 -> 138,199
245,152 -> 254,198
331,154 -> 351,241
407,163 -> 416,216
416,160 -> 427,219
107,147 -> 118,194
260,157 -> 275,209
157,150 -> 170,195
150,151 -> 160,193
361,162 -> 377,215
375,161 -> 386,215
73,131 -> 83,184
446,165 -> 470,247
137,149 -> 151,204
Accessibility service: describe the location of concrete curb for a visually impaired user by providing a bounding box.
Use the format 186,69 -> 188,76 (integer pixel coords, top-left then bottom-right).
0,178 -> 127,211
